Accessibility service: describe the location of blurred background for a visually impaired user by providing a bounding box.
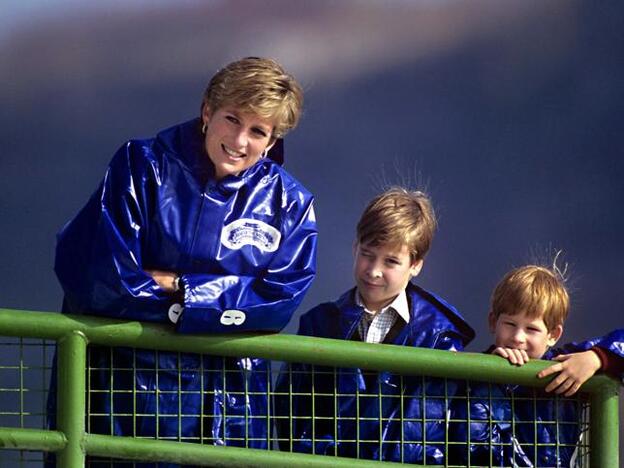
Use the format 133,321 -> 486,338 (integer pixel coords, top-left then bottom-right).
1,0 -> 623,455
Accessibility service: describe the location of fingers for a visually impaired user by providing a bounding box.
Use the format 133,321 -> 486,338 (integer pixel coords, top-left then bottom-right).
508,349 -> 528,365
546,377 -> 584,396
548,375 -> 579,395
543,372 -> 558,392
553,354 -> 569,362
517,349 -> 529,365
563,382 -> 582,397
544,374 -> 569,394
542,367 -> 582,395
538,363 -> 563,379
492,347 -> 509,358
544,372 -> 568,393
493,347 -> 529,365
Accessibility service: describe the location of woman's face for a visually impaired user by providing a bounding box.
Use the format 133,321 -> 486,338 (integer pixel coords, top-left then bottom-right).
202,106 -> 276,180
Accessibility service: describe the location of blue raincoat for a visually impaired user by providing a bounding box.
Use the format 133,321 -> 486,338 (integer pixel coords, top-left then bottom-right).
275,283 -> 475,464
450,329 -> 624,467
51,118 -> 317,464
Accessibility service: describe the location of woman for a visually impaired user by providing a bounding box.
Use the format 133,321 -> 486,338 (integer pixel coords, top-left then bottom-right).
52,57 -> 317,462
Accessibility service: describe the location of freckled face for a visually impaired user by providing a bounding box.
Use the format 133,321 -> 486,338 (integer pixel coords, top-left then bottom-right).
489,312 -> 562,359
202,106 -> 276,180
353,242 -> 423,312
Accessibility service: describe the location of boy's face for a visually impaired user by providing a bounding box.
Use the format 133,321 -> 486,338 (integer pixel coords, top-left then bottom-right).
353,241 -> 423,312
489,311 -> 563,359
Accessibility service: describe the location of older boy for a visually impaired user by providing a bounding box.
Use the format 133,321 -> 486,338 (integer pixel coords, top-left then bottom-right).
276,187 -> 474,464
451,265 -> 624,466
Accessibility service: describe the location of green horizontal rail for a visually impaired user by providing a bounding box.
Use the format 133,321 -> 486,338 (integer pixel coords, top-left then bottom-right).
0,308 -> 619,467
0,427 -> 66,452
0,308 -> 615,390
85,433 -> 416,467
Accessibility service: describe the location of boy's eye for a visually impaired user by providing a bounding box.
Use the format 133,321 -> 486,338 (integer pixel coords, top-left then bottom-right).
386,259 -> 401,266
225,115 -> 239,124
503,321 -> 516,327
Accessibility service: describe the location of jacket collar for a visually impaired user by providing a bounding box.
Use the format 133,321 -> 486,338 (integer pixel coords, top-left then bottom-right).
333,283 -> 475,347
355,289 -> 410,325
334,288 -> 365,340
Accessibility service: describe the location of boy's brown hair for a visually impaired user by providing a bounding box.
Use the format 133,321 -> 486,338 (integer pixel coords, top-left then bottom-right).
201,57 -> 304,139
356,187 -> 436,262
490,265 -> 569,331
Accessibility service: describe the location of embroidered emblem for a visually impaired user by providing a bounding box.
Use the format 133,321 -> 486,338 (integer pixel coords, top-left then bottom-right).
221,219 -> 281,252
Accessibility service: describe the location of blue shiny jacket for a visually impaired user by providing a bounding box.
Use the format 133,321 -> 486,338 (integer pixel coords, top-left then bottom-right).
52,119 -> 317,461
450,329 -> 624,467
275,283 -> 475,464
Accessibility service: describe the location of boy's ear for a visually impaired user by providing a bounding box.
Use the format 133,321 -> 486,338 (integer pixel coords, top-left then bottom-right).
352,240 -> 359,257
488,312 -> 498,333
547,324 -> 563,347
410,259 -> 424,278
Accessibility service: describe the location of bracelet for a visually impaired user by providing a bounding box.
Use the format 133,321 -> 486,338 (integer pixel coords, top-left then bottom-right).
173,276 -> 181,292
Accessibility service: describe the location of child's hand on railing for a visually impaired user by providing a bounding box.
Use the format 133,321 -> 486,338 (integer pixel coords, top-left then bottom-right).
492,346 -> 530,366
537,350 -> 602,396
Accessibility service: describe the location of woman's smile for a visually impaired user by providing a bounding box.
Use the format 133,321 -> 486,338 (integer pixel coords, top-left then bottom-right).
222,144 -> 245,159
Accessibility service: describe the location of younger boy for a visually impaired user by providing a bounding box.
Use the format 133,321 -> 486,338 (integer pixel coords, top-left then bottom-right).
276,187 -> 475,464
451,265 -> 624,467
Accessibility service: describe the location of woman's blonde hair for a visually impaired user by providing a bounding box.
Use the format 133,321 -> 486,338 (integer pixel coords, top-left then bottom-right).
490,265 -> 569,331
202,57 -> 303,138
356,187 -> 437,262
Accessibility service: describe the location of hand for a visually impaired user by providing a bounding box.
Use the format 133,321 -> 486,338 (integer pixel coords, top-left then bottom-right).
492,347 -> 530,366
145,269 -> 179,293
537,350 -> 602,396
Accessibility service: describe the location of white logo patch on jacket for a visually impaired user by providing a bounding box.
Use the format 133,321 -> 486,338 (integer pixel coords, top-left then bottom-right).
221,218 -> 281,252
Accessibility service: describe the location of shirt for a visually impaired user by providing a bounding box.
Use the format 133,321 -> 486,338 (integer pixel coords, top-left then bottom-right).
356,290 -> 410,343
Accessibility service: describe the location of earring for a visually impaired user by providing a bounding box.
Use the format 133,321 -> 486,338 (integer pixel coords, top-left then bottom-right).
260,149 -> 268,159
201,122 -> 207,135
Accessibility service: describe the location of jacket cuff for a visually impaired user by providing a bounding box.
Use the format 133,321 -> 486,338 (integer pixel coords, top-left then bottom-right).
591,346 -> 624,379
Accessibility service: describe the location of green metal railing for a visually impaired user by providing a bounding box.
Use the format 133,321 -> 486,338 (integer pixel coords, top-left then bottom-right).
0,308 -> 619,467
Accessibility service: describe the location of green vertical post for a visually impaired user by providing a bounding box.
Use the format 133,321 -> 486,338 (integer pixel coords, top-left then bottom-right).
590,379 -> 619,468
56,331 -> 88,467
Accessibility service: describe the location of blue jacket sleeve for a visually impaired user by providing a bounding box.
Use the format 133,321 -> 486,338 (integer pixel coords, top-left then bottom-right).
176,194 -> 317,334
55,141 -> 172,321
554,329 -> 624,357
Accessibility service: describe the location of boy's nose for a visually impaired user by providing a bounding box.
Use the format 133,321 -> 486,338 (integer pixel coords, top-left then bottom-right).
512,330 -> 526,344
367,266 -> 382,278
